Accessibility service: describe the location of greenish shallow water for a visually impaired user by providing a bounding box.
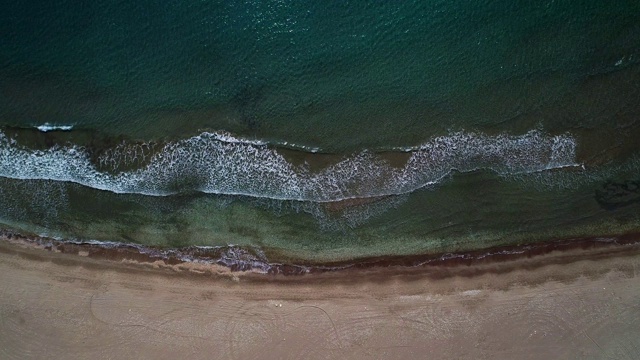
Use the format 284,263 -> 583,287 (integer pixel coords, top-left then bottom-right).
1,1 -> 640,263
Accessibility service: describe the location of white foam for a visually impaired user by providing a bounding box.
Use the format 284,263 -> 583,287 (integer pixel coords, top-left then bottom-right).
277,140 -> 321,153
35,123 -> 74,132
207,131 -> 267,146
0,129 -> 578,202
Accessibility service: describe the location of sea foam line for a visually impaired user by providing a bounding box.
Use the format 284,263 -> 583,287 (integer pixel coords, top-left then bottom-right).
35,123 -> 74,132
0,129 -> 578,202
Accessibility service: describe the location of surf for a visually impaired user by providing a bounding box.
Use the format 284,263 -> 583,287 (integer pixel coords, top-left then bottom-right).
34,123 -> 74,132
0,129 -> 578,202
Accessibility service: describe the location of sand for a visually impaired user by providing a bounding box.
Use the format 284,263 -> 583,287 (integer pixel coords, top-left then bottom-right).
1,239 -> 640,359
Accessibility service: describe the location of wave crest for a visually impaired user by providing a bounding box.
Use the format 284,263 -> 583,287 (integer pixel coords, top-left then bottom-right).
0,130 -> 578,201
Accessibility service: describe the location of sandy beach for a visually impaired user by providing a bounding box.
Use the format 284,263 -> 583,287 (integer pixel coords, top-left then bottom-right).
1,237 -> 640,360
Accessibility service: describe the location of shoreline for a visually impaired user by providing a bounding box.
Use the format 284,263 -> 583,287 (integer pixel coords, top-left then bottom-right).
2,228 -> 639,282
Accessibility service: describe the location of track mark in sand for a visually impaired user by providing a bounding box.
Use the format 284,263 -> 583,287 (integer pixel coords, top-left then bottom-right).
0,305 -> 33,360
224,302 -> 275,360
583,331 -> 603,352
389,310 -> 442,338
619,334 -> 640,360
274,304 -> 349,360
392,299 -> 486,341
294,305 -> 344,349
551,288 -> 605,354
88,292 -> 218,343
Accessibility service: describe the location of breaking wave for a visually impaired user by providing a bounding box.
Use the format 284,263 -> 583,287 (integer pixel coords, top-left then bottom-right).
0,129 -> 578,202
35,123 -> 74,132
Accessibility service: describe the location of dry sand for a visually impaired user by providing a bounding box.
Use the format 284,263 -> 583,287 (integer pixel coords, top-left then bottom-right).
1,239 -> 640,360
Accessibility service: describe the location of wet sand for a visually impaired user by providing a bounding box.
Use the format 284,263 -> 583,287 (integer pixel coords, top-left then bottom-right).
1,236 -> 640,359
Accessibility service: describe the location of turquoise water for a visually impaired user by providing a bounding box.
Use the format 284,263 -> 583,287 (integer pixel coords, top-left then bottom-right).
1,1 -> 640,262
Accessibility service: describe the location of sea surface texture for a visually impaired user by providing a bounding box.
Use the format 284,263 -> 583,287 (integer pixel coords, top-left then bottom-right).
1,1 -> 640,263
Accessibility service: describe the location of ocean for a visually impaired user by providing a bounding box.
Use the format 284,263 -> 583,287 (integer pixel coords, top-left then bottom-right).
1,0 -> 639,265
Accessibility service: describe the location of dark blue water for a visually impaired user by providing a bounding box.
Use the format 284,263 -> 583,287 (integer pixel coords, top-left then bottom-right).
1,1 -> 639,262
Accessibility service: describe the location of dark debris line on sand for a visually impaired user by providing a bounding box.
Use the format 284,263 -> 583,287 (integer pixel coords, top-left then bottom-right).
1,228 -> 640,277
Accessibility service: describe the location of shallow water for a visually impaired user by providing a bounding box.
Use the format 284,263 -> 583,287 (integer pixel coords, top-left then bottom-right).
1,1 -> 639,263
